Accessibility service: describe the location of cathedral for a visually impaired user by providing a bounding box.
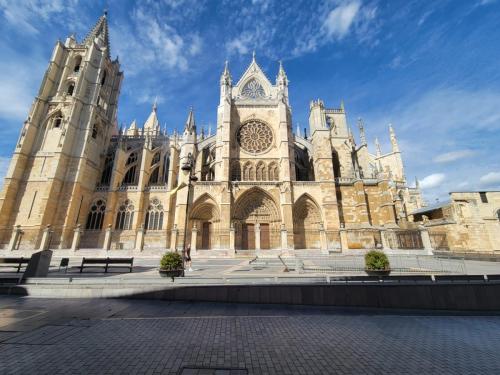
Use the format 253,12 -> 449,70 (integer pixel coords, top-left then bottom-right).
0,14 -> 427,256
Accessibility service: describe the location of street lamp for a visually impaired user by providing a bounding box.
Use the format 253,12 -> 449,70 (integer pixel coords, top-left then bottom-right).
181,153 -> 198,266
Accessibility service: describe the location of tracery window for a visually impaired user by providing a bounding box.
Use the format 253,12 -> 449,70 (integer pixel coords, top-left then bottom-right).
237,120 -> 273,154
122,152 -> 138,185
100,153 -> 114,186
145,198 -> 164,231
241,79 -> 266,99
85,199 -> 106,230
115,200 -> 134,230
149,167 -> 159,185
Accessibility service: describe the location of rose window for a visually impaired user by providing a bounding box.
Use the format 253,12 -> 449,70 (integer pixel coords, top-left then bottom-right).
237,121 -> 273,153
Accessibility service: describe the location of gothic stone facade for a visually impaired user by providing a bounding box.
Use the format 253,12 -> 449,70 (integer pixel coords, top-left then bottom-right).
0,15 -> 428,255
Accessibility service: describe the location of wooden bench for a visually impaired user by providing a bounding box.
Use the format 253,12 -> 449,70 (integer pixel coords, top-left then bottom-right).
80,257 -> 134,273
0,257 -> 30,273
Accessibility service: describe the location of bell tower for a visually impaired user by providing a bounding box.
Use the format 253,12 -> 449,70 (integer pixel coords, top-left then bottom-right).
0,12 -> 123,249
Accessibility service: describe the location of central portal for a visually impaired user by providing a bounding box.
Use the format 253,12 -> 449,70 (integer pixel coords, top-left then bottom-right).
233,188 -> 280,250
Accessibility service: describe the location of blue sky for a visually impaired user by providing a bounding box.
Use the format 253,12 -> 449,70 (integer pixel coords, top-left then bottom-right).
0,0 -> 499,203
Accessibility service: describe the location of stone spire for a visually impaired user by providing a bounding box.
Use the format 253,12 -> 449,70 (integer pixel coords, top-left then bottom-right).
220,60 -> 232,85
277,60 -> 288,83
144,100 -> 159,134
184,107 -> 196,135
375,137 -> 382,157
357,118 -> 366,145
296,124 -> 301,137
389,124 -> 400,153
83,11 -> 110,57
415,176 -> 420,189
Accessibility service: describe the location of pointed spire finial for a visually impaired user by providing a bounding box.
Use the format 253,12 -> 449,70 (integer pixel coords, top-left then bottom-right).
252,50 -> 256,62
415,176 -> 420,189
103,8 -> 108,17
340,99 -> 345,112
153,97 -> 158,112
357,117 -> 366,145
389,123 -> 400,152
184,106 -> 196,134
375,137 -> 381,157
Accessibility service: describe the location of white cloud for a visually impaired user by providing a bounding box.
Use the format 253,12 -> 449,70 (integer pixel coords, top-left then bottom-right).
433,150 -> 475,163
323,1 -> 361,40
419,173 -> 446,189
112,3 -> 203,75
0,0 -> 82,35
479,172 -> 500,187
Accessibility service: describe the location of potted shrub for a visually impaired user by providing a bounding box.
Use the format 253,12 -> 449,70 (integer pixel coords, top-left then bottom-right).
159,252 -> 184,281
364,250 -> 391,276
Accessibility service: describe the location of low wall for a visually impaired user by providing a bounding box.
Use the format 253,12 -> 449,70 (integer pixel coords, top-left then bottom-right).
2,282 -> 500,311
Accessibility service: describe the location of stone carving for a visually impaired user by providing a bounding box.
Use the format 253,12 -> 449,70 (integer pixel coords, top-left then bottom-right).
241,79 -> 266,99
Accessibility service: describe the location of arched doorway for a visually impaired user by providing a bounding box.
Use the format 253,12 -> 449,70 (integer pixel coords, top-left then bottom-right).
189,194 -> 220,250
233,188 -> 281,250
293,194 -> 322,249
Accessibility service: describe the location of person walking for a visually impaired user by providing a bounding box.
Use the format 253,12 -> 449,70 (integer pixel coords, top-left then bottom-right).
184,244 -> 193,272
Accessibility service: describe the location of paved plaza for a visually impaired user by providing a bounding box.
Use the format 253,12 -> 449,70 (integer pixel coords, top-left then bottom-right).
0,297 -> 499,374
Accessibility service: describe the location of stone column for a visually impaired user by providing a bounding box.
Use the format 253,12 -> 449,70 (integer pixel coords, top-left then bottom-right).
8,225 -> 23,251
229,224 -> 235,257
339,227 -> 349,252
280,223 -> 288,251
191,224 -> 198,256
71,225 -> 82,252
255,223 -> 261,255
39,225 -> 52,251
319,223 -> 328,255
170,224 -> 178,251
380,229 -> 390,250
103,224 -> 112,250
135,225 -> 145,251
420,226 -> 434,255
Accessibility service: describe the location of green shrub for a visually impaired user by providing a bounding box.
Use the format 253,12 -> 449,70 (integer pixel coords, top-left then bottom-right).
364,250 -> 390,271
160,252 -> 183,270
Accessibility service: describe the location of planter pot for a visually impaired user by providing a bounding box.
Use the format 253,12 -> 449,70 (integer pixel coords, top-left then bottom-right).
159,269 -> 184,281
365,269 -> 391,277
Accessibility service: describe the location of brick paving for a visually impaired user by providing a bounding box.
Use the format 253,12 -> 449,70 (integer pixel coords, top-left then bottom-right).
0,298 -> 499,374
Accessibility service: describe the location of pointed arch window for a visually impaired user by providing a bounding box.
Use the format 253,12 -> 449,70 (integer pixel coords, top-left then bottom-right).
268,162 -> 279,181
67,83 -> 75,96
100,153 -> 114,186
85,199 -> 106,230
73,56 -> 82,73
149,167 -> 160,185
122,152 -> 139,185
53,114 -> 63,129
496,209 -> 500,221
256,162 -> 266,181
241,78 -> 266,99
162,155 -> 170,184
92,123 -> 99,139
145,198 -> 164,231
101,71 -> 107,85
115,200 -> 134,230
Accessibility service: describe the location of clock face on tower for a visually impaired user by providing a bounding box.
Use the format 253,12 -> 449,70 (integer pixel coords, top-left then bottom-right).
237,120 -> 273,154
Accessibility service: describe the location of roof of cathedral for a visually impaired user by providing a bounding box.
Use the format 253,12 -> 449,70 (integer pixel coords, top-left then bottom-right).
235,52 -> 273,88
83,11 -> 110,57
